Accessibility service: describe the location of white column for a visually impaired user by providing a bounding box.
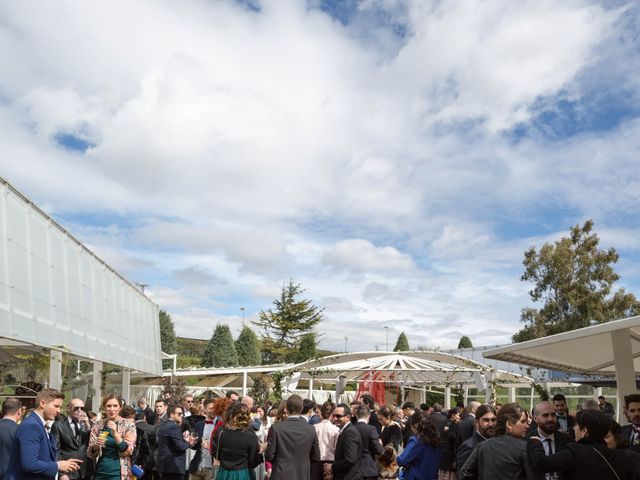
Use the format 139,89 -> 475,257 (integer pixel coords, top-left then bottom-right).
49,350 -> 63,390
121,368 -> 131,405
611,329 -> 636,424
422,386 -> 427,405
508,386 -> 516,403
242,371 -> 248,397
308,378 -> 314,400
463,386 -> 469,405
529,388 -> 534,411
595,386 -> 603,399
444,386 -> 451,410
92,361 -> 103,417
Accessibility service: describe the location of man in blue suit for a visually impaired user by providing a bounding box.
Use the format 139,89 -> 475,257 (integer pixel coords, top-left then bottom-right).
156,404 -> 197,480
6,388 -> 82,480
1,398 -> 23,480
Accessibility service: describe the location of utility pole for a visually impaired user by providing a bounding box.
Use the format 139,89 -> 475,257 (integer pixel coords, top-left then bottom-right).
240,307 -> 245,323
384,326 -> 389,351
344,336 -> 348,353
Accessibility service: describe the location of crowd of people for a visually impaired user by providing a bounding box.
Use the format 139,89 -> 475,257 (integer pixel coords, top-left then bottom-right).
1,387 -> 639,480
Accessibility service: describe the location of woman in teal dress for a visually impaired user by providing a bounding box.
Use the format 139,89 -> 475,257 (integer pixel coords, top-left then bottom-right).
212,402 -> 264,480
87,394 -> 137,480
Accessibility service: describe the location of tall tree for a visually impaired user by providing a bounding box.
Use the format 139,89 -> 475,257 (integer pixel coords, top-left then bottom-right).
296,333 -> 317,363
457,336 -> 473,349
159,310 -> 177,369
202,324 -> 239,368
253,280 -> 324,363
393,332 -> 410,352
514,220 -> 640,342
235,326 -> 262,367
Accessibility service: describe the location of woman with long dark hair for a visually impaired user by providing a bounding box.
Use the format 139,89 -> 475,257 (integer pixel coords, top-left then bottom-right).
459,403 -> 534,480
396,411 -> 439,480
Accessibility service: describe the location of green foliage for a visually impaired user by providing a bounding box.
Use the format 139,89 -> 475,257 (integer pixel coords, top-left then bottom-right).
159,310 -> 177,369
253,280 -> 324,363
161,375 -> 187,403
235,326 -> 262,367
176,356 -> 202,368
514,220 -> 640,342
393,332 -> 410,352
248,376 -> 270,406
202,324 -> 239,368
457,336 -> 473,349
176,337 -> 208,359
296,333 -> 317,363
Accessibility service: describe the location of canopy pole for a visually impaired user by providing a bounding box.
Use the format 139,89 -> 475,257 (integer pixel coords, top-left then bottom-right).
444,386 -> 451,410
309,378 -> 314,401
121,368 -> 130,405
242,371 -> 248,397
508,386 -> 516,403
49,350 -> 63,390
611,329 -> 636,424
92,361 -> 103,417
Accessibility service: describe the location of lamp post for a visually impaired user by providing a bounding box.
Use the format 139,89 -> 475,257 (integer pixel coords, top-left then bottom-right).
240,307 -> 245,323
384,326 -> 389,351
344,336 -> 348,353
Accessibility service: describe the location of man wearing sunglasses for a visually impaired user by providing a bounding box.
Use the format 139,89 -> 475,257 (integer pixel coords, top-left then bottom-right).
331,404 -> 361,480
51,399 -> 91,480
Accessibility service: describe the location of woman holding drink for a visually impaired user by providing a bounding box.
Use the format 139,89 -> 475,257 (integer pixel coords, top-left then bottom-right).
87,394 -> 137,480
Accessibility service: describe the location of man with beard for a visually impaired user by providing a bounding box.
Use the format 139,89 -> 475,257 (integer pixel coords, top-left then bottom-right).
156,405 -> 197,480
552,394 -> 575,439
527,401 -> 571,480
456,404 -> 496,478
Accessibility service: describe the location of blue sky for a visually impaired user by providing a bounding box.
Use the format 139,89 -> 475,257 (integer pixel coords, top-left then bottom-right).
2,0 -> 640,352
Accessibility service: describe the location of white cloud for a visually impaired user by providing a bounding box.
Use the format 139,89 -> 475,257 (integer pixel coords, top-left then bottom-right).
323,239 -> 415,274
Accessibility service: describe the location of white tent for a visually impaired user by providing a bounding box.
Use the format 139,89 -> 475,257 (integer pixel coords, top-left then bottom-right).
483,315 -> 640,421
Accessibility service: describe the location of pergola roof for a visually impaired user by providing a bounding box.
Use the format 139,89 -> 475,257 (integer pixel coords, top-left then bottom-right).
291,351 -> 531,386
482,315 -> 640,375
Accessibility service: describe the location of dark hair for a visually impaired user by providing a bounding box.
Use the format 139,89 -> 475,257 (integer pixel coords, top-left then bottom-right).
230,402 -> 251,430
575,409 -> 610,440
447,407 -> 460,420
134,412 -> 146,422
402,402 -> 415,410
336,403 -> 351,414
625,394 -> 640,408
302,399 -> 315,415
360,394 -> 375,410
598,396 -> 605,401
420,403 -> 429,411
552,394 -> 567,403
357,405 -> 371,419
101,393 -> 123,409
226,390 -> 239,399
120,405 -> 136,419
495,403 -> 525,436
203,398 -> 215,408
475,404 -> 497,420
608,420 -> 628,449
415,414 -> 439,447
167,403 -> 183,416
155,398 -> 168,407
320,401 -> 335,420
286,395 -> 303,415
2,398 -> 22,416
378,406 -> 392,419
408,410 -> 425,432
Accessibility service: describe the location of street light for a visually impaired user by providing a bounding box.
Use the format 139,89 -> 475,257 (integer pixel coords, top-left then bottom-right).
240,307 -> 245,323
384,326 -> 389,351
344,336 -> 348,353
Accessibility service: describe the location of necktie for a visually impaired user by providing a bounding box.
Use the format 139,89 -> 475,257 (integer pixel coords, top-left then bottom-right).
205,420 -> 214,424
544,438 -> 553,455
632,426 -> 640,445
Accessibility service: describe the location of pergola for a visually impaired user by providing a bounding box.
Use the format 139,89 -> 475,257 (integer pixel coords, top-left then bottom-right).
483,315 -> 640,422
286,351 -> 533,408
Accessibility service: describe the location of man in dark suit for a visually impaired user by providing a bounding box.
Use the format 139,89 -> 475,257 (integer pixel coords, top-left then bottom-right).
456,404 -> 496,478
552,394 -> 575,439
50,397 -> 91,480
621,393 -> 640,452
360,395 -> 381,435
527,401 -> 572,480
354,405 -> 382,480
332,403 -> 362,480
266,394 -> 320,480
0,398 -> 23,480
156,404 -> 197,480
6,388 -> 81,480
147,399 -> 168,426
457,401 -> 481,446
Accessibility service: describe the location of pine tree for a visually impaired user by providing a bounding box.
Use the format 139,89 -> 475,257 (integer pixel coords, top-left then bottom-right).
159,310 -> 177,369
296,333 -> 317,363
235,326 -> 262,367
393,332 -> 410,352
202,324 -> 239,368
457,336 -> 473,349
253,280 -> 324,363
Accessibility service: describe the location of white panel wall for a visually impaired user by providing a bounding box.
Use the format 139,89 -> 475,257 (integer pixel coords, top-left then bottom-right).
0,180 -> 162,375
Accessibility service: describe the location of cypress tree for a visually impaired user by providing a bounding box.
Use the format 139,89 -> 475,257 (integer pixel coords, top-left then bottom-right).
235,326 -> 261,367
296,333 -> 317,362
393,332 -> 410,352
457,336 -> 473,349
202,324 -> 239,367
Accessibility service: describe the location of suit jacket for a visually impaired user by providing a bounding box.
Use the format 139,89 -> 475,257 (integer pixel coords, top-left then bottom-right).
354,422 -> 383,477
132,424 -> 153,472
155,421 -> 191,474
457,414 -> 476,445
0,418 -> 19,480
456,431 -> 485,478
50,415 -> 90,479
6,412 -> 58,480
621,425 -> 640,454
332,423 -> 362,480
528,437 -> 632,480
265,417 -> 320,480
460,434 -> 535,480
525,429 -> 572,480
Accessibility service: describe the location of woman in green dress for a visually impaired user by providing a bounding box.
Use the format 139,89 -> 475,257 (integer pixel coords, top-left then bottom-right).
87,394 -> 137,480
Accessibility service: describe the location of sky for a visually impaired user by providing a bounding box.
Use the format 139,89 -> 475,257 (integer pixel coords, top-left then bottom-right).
2,0 -> 640,353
